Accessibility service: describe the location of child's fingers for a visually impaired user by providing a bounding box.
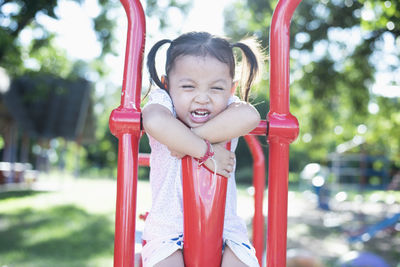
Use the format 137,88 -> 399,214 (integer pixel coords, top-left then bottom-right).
219,170 -> 230,178
225,164 -> 234,173
211,161 -> 231,178
217,162 -> 233,178
225,158 -> 235,169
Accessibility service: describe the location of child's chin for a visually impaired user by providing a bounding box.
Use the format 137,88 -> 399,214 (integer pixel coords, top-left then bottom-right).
189,118 -> 211,128
189,122 -> 205,128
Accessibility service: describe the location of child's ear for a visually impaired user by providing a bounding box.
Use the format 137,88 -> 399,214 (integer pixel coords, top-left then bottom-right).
161,75 -> 168,90
230,81 -> 238,95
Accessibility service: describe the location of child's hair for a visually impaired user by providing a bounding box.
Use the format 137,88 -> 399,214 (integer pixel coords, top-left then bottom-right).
146,32 -> 264,101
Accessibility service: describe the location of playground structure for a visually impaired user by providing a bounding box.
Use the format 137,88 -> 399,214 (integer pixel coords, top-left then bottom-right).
348,212 -> 400,244
328,136 -> 390,189
300,139 -> 399,246
300,162 -> 400,246
108,0 -> 301,266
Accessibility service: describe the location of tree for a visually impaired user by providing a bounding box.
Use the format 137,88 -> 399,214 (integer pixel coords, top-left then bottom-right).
224,0 -> 400,172
0,0 -> 191,174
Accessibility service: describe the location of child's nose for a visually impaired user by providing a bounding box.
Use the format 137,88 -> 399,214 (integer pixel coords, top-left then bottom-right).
194,92 -> 210,104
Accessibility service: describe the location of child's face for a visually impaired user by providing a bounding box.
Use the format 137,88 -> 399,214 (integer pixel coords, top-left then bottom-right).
167,55 -> 235,128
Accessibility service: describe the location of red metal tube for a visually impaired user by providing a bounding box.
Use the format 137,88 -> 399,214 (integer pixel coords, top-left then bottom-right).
138,153 -> 150,166
182,143 -> 231,267
249,120 -> 268,136
267,0 -> 301,267
119,0 -> 146,110
109,0 -> 145,266
269,0 -> 302,115
111,0 -> 302,266
113,134 -> 140,267
244,135 -> 266,266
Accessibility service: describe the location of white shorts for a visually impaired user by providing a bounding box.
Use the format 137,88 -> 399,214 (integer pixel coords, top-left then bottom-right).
141,233 -> 260,267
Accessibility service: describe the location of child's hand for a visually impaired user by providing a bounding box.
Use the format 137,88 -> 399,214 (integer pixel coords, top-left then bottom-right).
204,143 -> 235,178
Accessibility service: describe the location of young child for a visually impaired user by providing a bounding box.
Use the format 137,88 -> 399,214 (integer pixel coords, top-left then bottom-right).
141,32 -> 263,267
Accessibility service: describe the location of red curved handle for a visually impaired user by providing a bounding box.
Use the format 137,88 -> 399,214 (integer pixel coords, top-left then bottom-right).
119,0 -> 146,110
182,143 -> 231,267
111,0 -> 303,266
267,0 -> 301,266
110,1 -> 145,267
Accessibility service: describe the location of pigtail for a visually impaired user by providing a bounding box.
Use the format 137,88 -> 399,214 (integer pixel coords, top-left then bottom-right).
233,39 -> 264,101
147,39 -> 172,90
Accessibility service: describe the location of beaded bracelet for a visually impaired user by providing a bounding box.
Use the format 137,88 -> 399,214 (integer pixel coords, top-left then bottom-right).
198,140 -> 215,166
198,140 -> 218,178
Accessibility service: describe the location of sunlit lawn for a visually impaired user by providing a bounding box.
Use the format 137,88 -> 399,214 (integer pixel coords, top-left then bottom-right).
1,173 -> 400,267
0,174 -> 255,267
0,173 -> 152,267
0,172 -> 257,267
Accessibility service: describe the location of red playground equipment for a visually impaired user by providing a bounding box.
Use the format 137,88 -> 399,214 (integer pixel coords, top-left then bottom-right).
108,0 -> 301,266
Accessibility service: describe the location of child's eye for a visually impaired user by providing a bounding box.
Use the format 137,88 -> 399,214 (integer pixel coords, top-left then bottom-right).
211,87 -> 224,91
182,85 -> 194,89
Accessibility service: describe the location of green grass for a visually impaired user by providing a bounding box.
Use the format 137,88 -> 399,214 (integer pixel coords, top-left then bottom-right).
2,173 -> 399,267
0,205 -> 114,266
0,173 -> 255,267
0,173 -> 152,267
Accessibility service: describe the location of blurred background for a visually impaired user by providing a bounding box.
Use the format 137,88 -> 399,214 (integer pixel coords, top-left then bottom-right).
0,0 -> 399,266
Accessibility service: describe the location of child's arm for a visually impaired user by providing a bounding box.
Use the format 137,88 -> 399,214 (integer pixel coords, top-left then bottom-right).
142,104 -> 235,177
142,104 -> 206,158
192,101 -> 260,143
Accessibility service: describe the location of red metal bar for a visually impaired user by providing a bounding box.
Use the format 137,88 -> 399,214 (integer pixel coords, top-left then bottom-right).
182,143 -> 231,267
249,120 -> 268,136
109,0 -> 145,266
244,135 -> 266,265
119,0 -> 146,110
111,0 -> 302,266
267,0 -> 301,266
138,153 -> 150,166
138,136 -> 266,266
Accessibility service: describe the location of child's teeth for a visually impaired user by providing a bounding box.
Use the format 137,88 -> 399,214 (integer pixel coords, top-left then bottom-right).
192,111 -> 208,117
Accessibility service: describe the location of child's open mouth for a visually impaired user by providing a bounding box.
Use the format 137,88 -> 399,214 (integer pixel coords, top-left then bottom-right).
190,109 -> 210,123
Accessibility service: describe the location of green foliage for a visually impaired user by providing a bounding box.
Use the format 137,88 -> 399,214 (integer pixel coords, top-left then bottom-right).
225,0 -> 400,175
26,36 -> 74,77
145,0 -> 192,31
0,0 -> 191,175
93,0 -> 118,58
0,0 -> 116,76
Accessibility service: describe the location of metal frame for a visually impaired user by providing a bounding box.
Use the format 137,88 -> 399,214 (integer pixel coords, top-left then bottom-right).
109,0 -> 301,266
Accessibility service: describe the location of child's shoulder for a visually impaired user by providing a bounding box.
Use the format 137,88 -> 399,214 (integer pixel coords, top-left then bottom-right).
148,88 -> 169,98
143,88 -> 174,113
228,94 -> 242,105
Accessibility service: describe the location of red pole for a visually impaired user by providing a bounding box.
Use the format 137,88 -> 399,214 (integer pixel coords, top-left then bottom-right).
109,0 -> 145,266
249,120 -> 268,135
244,135 -> 266,265
182,143 -> 231,267
267,0 -> 301,266
110,0 -> 302,266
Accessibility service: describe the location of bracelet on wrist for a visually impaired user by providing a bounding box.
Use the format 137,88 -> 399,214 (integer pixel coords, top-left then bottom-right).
198,140 -> 214,165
